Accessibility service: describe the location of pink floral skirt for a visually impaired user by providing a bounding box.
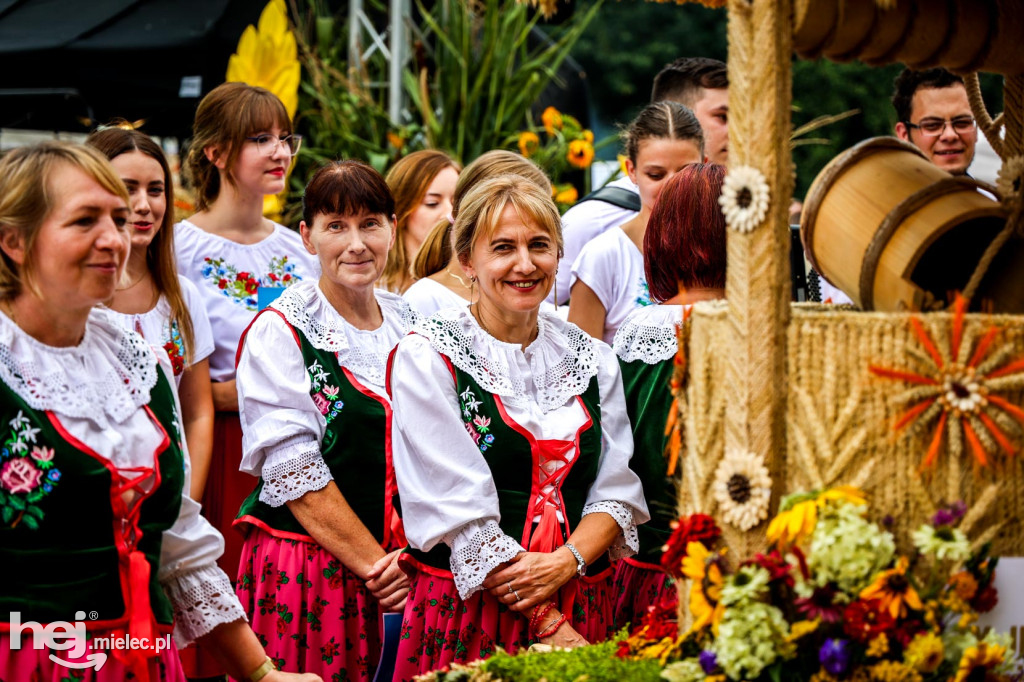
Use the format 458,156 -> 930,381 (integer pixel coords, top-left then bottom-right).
612,557 -> 675,632
0,628 -> 184,682
235,526 -> 383,681
392,559 -> 616,681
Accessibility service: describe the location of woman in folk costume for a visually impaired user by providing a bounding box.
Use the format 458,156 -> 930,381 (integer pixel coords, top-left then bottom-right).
234,161 -> 416,680
611,164 -> 727,630
0,142 -> 320,682
388,173 -> 649,678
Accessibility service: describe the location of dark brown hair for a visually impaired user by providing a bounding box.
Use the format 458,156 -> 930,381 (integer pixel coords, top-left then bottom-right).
302,160 -> 395,225
644,163 -> 727,302
651,57 -> 728,107
891,67 -> 966,123
623,101 -> 705,164
87,126 -> 195,362
185,82 -> 291,211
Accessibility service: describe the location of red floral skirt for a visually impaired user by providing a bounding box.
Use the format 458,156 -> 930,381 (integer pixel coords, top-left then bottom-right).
612,557 -> 675,632
235,526 -> 384,680
0,628 -> 184,682
392,560 -> 615,681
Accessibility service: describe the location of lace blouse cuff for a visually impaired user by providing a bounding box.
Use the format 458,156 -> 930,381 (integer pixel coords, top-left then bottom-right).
582,500 -> 639,561
445,520 -> 525,600
260,441 -> 333,507
162,564 -> 247,648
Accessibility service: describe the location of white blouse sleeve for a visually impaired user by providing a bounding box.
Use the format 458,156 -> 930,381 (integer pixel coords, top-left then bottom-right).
180,275 -> 215,364
581,342 -> 650,561
154,357 -> 247,648
389,334 -> 524,599
236,311 -> 332,508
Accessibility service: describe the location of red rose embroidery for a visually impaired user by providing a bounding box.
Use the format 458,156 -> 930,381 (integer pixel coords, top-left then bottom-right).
1,458 -> 43,494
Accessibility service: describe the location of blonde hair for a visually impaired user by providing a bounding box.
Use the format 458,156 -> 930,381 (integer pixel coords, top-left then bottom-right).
0,141 -> 128,300
185,82 -> 291,211
452,174 -> 562,268
380,150 -> 460,292
87,127 -> 196,363
412,150 -> 551,279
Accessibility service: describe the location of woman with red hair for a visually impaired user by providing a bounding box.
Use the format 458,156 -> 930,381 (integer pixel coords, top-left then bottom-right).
610,163 -> 727,630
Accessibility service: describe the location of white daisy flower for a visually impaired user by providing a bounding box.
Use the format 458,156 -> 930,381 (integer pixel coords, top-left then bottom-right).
719,165 -> 771,234
712,448 -> 773,531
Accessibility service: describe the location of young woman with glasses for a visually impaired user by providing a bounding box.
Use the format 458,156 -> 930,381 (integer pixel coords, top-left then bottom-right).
173,81 -> 320,679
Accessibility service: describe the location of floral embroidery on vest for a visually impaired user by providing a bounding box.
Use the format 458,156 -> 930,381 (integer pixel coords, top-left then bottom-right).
163,318 -> 186,375
459,386 -> 496,452
0,411 -> 62,529
307,360 -> 344,424
201,255 -> 303,311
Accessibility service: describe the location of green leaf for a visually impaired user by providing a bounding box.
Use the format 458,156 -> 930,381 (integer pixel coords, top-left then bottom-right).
8,495 -> 25,511
2,506 -> 13,525
21,514 -> 39,531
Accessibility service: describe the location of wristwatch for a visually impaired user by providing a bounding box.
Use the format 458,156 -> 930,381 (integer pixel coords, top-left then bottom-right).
562,542 -> 587,577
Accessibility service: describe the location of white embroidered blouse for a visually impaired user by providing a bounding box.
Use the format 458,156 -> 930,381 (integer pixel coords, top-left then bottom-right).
612,304 -> 686,364
389,306 -> 649,599
0,307 -> 246,647
236,282 -> 419,507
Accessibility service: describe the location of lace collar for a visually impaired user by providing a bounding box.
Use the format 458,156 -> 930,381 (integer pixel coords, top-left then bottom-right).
270,281 -> 420,388
413,306 -> 599,413
613,304 -> 686,364
0,307 -> 158,426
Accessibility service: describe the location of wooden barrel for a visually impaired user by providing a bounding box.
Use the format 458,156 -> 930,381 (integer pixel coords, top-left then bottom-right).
801,137 -> 1008,312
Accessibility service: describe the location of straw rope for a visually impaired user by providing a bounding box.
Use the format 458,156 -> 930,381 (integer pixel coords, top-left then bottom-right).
964,72 -> 1004,159
1005,75 -> 1023,159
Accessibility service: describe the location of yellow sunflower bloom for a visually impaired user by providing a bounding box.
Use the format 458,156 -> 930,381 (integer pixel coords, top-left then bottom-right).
817,485 -> 867,507
518,131 -> 540,158
681,541 -> 725,633
541,106 -> 562,135
860,557 -> 924,620
767,498 -> 817,547
567,139 -> 595,169
904,632 -> 944,674
554,185 -> 578,205
953,642 -> 1007,682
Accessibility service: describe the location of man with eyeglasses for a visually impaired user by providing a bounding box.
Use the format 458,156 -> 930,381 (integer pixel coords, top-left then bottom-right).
892,67 -> 978,176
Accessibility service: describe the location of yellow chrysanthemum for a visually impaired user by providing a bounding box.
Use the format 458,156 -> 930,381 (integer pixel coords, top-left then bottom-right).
681,541 -> 725,633
861,557 -> 923,620
541,106 -> 562,135
904,632 -> 944,674
869,660 -> 922,682
866,633 -> 889,658
953,643 -> 1007,682
518,131 -> 540,158
567,139 -> 595,169
554,185 -> 578,205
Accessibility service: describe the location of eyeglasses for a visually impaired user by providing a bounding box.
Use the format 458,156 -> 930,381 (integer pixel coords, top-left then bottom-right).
245,133 -> 303,157
904,116 -> 976,137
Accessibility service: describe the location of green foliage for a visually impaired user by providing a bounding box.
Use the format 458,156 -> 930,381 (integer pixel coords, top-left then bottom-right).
479,638 -> 663,681
407,0 -> 606,163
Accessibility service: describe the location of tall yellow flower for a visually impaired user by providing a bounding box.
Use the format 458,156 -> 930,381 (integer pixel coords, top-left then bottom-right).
226,0 -> 301,218
681,541 -> 725,633
541,106 -> 563,135
567,139 -> 595,169
518,131 -> 540,158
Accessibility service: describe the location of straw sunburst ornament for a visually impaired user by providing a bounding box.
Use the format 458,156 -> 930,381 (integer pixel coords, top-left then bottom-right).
869,296 -> 1024,470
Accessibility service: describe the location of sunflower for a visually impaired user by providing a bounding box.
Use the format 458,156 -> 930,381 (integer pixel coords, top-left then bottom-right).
953,642 -> 1008,682
681,541 -> 725,633
553,184 -> 578,205
567,139 -> 595,169
712,448 -> 772,531
768,487 -> 866,548
903,632 -> 944,674
860,557 -> 923,619
541,106 -> 562,135
518,131 -> 540,158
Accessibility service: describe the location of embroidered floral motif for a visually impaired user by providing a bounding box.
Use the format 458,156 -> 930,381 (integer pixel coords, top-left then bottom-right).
459,386 -> 495,453
163,318 -> 186,375
200,255 -> 302,311
635,278 -> 654,308
0,410 -> 61,529
307,360 -> 344,424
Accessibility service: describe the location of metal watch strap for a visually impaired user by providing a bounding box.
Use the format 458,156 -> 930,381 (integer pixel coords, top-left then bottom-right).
562,542 -> 587,577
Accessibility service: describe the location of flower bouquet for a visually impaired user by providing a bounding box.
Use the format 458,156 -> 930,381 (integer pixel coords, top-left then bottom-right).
620,488 -> 1020,682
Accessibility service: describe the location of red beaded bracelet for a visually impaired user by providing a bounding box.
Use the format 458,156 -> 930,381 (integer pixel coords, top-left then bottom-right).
529,602 -> 556,636
536,613 -> 567,639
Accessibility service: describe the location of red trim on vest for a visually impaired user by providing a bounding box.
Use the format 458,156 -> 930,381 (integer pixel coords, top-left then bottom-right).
342,367 -> 405,551
398,551 -> 454,579
620,556 -> 662,572
233,514 -> 316,543
235,307 -> 300,369
46,407 -> 172,679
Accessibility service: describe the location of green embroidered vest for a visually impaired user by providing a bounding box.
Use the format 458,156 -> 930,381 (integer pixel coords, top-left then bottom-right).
236,309 -> 392,547
619,357 -> 677,564
0,368 -> 184,627
404,359 -> 608,573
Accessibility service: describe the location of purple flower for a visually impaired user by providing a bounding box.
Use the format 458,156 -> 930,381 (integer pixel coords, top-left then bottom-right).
819,638 -> 851,676
931,501 -> 967,527
698,650 -> 717,674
